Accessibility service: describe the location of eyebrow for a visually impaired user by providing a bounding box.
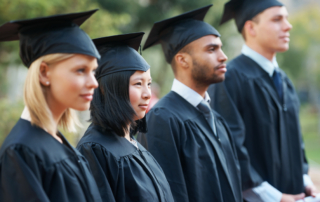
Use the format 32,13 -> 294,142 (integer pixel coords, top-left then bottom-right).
71,64 -> 97,70
132,77 -> 152,81
205,43 -> 222,49
273,14 -> 288,18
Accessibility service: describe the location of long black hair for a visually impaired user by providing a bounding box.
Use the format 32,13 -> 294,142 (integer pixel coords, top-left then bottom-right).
90,70 -> 147,137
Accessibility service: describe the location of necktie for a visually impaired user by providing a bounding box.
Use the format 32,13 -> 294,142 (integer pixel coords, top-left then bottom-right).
272,69 -> 283,100
197,100 -> 217,136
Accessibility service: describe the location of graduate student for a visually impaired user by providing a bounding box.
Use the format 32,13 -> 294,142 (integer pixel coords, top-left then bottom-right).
138,5 -> 242,202
0,10 -> 103,202
76,33 -> 174,202
208,0 -> 319,201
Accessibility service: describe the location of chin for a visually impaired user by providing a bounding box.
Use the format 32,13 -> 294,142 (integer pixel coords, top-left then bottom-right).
138,114 -> 146,120
137,112 -> 146,120
72,103 -> 90,111
210,75 -> 225,84
276,44 -> 290,52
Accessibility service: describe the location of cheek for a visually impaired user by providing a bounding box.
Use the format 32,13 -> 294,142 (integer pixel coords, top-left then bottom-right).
51,74 -> 83,100
260,24 -> 279,41
203,54 -> 218,70
129,86 -> 140,106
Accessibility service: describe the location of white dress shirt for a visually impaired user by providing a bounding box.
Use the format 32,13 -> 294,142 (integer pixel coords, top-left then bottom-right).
171,78 -> 211,107
241,44 -> 314,202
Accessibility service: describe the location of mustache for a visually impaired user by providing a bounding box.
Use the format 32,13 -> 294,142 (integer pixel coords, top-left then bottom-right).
213,63 -> 226,70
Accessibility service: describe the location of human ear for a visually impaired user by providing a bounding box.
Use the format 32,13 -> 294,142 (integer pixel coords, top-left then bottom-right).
39,62 -> 51,86
244,21 -> 257,38
175,53 -> 190,70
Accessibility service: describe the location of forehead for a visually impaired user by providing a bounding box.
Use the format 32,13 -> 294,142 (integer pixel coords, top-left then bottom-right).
260,6 -> 289,17
130,69 -> 151,78
190,35 -> 222,48
53,54 -> 98,70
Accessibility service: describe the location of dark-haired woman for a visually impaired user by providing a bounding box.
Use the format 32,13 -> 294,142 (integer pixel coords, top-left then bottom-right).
76,33 -> 174,202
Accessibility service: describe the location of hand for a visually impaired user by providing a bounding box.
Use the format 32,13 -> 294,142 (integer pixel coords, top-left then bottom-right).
280,193 -> 305,202
305,185 -> 319,197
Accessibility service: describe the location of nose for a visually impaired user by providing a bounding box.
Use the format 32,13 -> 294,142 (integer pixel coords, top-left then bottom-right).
142,85 -> 151,100
218,49 -> 228,63
87,72 -> 99,89
283,18 -> 292,31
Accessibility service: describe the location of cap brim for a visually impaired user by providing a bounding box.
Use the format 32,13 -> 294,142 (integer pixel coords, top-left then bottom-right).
143,4 -> 213,50
93,32 -> 145,51
0,9 -> 98,42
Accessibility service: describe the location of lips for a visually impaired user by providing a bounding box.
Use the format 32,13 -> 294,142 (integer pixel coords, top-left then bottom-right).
80,94 -> 93,101
280,35 -> 290,42
215,64 -> 227,73
138,104 -> 148,110
217,64 -> 226,69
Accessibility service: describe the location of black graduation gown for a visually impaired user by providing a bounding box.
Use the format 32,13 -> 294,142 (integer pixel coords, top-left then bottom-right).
76,124 -> 174,202
138,91 -> 242,202
0,118 -> 102,202
208,54 -> 308,194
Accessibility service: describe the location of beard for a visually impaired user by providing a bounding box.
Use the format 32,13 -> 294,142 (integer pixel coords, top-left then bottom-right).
191,58 -> 225,87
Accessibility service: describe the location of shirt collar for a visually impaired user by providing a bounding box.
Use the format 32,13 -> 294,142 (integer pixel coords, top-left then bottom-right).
241,44 -> 279,77
171,78 -> 210,107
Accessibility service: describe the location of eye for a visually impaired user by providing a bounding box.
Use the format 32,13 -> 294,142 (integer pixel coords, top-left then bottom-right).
135,82 -> 142,86
77,68 -> 85,73
148,82 -> 152,87
92,69 -> 96,75
273,17 -> 281,22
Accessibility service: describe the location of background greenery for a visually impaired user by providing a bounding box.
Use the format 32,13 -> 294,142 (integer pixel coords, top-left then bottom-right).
0,0 -> 320,166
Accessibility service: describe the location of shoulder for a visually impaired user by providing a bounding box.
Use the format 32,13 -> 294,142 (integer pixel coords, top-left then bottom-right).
148,91 -> 201,122
0,143 -> 40,164
77,141 -> 117,160
0,119 -> 54,162
77,125 -> 138,160
226,54 -> 266,80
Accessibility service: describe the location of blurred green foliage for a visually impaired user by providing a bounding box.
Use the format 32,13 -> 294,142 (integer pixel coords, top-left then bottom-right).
0,99 -> 24,146
300,105 -> 320,164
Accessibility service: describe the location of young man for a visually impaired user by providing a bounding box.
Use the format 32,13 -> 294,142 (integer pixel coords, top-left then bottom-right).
138,5 -> 242,202
208,0 -> 319,201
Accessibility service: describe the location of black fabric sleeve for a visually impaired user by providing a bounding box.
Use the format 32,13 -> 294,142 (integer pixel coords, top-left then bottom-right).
77,143 -> 116,202
0,145 -> 50,202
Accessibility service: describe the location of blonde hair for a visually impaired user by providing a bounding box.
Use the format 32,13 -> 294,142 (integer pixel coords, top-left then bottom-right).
24,54 -> 81,134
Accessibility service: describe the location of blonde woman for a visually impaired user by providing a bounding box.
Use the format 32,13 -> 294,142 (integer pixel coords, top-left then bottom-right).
0,10 -> 104,202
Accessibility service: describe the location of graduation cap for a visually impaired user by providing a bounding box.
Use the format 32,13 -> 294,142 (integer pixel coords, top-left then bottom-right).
143,4 -> 220,64
93,32 -> 150,80
220,0 -> 284,33
0,9 -> 100,67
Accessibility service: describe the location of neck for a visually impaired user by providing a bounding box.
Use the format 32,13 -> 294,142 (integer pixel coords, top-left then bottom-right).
245,41 -> 276,61
46,98 -> 67,130
175,77 -> 207,98
124,125 -> 131,141
45,96 -> 67,143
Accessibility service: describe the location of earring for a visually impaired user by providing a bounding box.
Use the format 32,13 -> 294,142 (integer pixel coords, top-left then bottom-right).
46,81 -> 49,85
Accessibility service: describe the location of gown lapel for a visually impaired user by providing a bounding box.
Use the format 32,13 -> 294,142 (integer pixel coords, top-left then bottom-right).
194,114 -> 236,200
254,74 -> 291,184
